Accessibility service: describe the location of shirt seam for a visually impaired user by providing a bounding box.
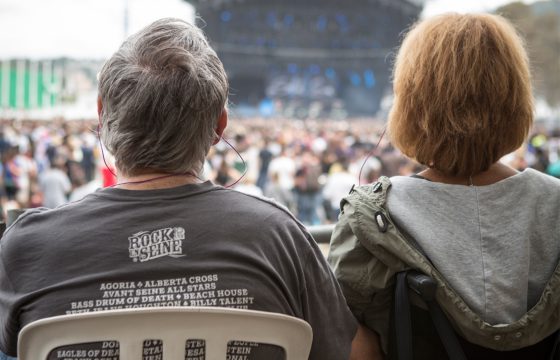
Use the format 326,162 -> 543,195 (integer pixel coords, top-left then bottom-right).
473,185 -> 489,317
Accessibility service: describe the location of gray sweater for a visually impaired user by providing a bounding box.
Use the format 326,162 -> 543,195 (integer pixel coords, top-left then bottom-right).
387,169 -> 560,324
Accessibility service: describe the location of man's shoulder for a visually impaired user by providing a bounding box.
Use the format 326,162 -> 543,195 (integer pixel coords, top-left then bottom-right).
0,207 -> 57,263
4,207 -> 54,233
3,194 -> 98,239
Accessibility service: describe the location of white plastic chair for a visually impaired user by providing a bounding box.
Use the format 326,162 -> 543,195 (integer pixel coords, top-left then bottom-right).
18,306 -> 313,360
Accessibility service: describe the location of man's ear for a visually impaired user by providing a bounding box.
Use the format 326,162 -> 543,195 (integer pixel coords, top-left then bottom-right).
213,108 -> 228,145
97,97 -> 103,121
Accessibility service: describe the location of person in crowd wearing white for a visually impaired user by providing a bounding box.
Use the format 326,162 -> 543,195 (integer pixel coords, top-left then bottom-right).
322,160 -> 355,222
38,155 -> 71,208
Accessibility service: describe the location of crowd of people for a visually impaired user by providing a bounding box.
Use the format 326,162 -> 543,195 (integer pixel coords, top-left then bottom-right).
0,116 -> 558,225
207,5 -> 403,50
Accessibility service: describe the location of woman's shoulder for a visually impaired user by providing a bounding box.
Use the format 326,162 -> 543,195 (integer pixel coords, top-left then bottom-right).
522,168 -> 560,186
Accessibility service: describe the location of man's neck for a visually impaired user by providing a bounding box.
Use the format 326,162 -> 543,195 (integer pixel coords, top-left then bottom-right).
115,171 -> 202,190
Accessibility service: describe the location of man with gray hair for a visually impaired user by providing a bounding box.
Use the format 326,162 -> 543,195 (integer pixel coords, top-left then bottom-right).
0,18 -> 378,359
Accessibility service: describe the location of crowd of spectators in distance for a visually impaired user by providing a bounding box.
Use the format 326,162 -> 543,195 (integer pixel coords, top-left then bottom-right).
206,6 -> 403,50
0,116 -> 558,224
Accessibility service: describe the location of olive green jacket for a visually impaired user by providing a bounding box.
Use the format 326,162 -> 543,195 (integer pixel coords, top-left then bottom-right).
328,176 -> 560,352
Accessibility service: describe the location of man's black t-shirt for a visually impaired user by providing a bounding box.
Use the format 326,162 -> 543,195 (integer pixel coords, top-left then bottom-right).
0,181 -> 357,359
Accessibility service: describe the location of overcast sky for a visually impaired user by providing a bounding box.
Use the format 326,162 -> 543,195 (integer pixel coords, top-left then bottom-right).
421,0 -> 534,17
0,0 -> 194,59
0,0 -> 539,59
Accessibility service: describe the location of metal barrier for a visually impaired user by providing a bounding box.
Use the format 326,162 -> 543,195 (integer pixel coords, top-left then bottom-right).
7,209 -> 26,227
307,224 -> 335,244
0,208 -> 26,238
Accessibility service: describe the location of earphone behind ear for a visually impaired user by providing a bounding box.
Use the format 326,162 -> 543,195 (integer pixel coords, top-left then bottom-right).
212,132 -> 222,145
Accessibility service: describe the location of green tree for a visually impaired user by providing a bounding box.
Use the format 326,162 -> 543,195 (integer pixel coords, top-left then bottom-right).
497,1 -> 560,106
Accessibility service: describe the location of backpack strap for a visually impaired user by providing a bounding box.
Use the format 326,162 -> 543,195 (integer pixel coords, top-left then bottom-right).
394,272 -> 413,360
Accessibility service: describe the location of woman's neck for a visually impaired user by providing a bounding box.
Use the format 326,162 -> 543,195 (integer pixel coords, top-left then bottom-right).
418,162 -> 519,186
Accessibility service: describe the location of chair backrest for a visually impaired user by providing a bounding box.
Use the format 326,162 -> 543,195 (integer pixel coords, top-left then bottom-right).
18,306 -> 313,360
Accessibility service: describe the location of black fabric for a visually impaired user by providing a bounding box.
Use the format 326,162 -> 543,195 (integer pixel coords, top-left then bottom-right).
459,331 -> 560,360
426,302 -> 466,360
